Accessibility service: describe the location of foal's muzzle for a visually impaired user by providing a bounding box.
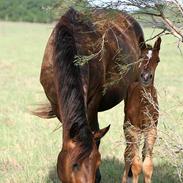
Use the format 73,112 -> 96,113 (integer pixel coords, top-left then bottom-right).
140,72 -> 153,86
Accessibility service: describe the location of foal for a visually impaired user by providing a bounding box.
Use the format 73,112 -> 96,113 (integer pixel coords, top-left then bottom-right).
122,37 -> 161,183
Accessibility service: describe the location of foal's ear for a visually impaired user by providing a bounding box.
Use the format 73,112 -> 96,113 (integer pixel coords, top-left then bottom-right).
153,37 -> 161,51
93,125 -> 110,141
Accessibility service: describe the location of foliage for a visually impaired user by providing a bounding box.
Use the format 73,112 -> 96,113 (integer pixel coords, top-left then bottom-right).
88,0 -> 183,42
0,0 -> 58,23
0,0 -> 91,23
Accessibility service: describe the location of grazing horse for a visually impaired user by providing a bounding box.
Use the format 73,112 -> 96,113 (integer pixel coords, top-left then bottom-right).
34,7 -> 161,183
122,37 -> 161,183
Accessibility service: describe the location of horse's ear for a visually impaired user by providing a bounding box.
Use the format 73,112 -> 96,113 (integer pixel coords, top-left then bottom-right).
153,37 -> 161,51
93,125 -> 110,141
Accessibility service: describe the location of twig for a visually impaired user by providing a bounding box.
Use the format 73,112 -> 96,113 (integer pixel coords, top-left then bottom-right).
145,29 -> 166,42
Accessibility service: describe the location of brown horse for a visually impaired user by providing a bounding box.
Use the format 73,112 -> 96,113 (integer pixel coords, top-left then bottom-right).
34,8 -> 160,183
122,37 -> 161,183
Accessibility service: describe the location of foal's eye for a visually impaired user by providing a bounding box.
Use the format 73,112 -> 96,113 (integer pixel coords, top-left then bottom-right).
72,163 -> 80,171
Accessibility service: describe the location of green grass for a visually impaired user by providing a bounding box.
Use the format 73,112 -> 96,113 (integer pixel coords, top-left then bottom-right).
0,21 -> 183,183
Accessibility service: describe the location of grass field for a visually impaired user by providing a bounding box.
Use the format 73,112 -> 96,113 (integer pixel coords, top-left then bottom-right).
0,21 -> 183,183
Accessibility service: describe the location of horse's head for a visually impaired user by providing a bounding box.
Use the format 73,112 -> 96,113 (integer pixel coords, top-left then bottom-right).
57,124 -> 110,183
139,37 -> 161,87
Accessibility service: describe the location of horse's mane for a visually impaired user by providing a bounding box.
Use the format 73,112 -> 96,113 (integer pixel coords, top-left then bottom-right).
53,8 -> 93,161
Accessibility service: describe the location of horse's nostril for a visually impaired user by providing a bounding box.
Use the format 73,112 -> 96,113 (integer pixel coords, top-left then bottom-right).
150,74 -> 153,79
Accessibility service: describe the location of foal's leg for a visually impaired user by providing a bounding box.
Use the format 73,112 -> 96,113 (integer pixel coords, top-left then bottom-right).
142,127 -> 157,183
122,123 -> 142,183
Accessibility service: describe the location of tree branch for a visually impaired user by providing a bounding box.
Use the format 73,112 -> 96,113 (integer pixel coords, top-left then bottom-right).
145,29 -> 167,42
160,13 -> 183,41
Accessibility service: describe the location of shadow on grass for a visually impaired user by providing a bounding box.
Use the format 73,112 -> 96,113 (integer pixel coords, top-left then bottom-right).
153,162 -> 179,183
46,157 -> 178,183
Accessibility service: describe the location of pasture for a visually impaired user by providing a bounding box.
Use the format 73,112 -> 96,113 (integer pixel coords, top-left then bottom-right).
0,21 -> 183,183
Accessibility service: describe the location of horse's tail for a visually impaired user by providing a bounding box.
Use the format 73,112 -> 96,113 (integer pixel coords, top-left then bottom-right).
31,103 -> 55,119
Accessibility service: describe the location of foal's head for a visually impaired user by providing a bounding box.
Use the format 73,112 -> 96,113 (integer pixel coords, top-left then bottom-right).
57,124 -> 110,183
139,37 -> 161,87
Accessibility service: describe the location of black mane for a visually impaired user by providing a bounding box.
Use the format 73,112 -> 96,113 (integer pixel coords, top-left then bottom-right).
53,8 -> 93,160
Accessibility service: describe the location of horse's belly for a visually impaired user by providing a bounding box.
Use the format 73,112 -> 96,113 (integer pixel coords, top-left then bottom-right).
98,85 -> 127,111
98,64 -> 138,112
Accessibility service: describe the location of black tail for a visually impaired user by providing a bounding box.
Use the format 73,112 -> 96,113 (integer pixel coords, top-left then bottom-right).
53,11 -> 93,160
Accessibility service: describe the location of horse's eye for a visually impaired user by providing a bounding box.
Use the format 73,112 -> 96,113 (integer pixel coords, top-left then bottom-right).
72,163 -> 80,171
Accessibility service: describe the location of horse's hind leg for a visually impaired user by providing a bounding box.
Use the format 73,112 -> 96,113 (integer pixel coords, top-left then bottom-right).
142,127 -> 157,183
122,123 -> 142,183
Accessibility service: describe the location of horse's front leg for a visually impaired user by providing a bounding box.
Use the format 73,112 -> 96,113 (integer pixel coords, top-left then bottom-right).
142,127 -> 157,183
122,122 -> 142,183
88,109 -> 101,183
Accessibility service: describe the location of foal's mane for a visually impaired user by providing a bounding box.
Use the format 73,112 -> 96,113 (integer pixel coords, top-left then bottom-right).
53,8 -> 93,161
